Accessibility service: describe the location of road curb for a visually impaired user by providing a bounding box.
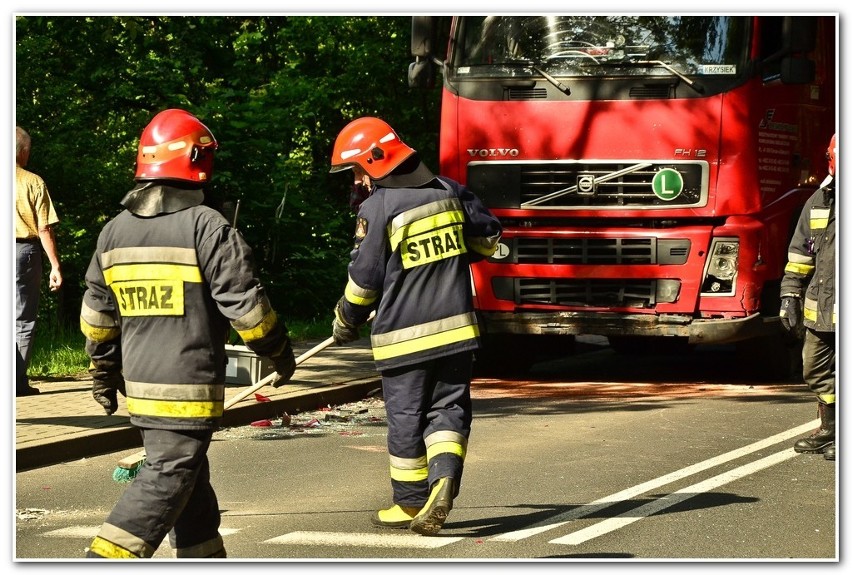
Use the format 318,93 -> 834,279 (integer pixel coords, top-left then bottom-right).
15,377 -> 382,472
220,377 -> 382,428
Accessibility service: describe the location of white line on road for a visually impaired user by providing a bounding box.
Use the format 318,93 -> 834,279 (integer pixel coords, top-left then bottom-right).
490,420 -> 817,542
549,447 -> 800,545
42,526 -> 241,538
266,531 -> 464,548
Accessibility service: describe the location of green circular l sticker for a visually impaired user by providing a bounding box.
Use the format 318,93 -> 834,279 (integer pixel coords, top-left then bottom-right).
652,168 -> 684,201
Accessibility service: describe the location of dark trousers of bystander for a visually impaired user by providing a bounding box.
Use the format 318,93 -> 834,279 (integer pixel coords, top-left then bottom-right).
16,240 -> 42,395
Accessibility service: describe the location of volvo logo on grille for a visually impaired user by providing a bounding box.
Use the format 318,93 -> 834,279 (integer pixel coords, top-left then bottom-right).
577,174 -> 596,196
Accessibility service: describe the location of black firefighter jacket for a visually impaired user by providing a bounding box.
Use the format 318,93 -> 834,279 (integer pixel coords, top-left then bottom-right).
780,176 -> 836,332
80,184 -> 289,431
339,175 -> 503,371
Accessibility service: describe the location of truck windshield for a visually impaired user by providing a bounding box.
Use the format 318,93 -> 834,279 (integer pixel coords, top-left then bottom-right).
455,16 -> 748,79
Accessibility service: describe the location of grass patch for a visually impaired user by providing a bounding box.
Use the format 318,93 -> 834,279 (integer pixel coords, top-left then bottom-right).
27,323 -> 90,378
28,317 -> 340,379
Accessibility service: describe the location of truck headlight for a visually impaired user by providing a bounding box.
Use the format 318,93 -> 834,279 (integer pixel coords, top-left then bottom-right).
701,239 -> 738,295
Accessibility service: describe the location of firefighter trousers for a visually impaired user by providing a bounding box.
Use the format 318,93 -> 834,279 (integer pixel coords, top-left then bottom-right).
803,328 -> 835,400
381,351 -> 473,508
87,428 -> 225,558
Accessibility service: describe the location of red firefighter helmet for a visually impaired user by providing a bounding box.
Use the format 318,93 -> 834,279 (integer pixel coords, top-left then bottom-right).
827,132 -> 836,177
329,117 -> 416,180
135,109 -> 218,183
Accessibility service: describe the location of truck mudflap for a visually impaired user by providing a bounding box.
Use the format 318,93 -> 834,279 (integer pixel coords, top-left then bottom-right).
480,311 -> 783,346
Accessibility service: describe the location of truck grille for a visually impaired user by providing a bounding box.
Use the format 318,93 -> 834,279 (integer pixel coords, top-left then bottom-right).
518,237 -> 652,264
513,237 -> 690,265
517,278 -> 657,308
491,277 -> 682,308
468,160 -> 708,209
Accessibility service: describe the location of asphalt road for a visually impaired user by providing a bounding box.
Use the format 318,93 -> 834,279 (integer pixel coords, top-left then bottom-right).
14,343 -> 838,564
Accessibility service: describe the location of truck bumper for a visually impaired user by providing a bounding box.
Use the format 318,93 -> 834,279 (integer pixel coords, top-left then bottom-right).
480,311 -> 781,345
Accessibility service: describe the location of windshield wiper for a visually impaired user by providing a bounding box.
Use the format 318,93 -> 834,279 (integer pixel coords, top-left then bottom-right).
530,64 -> 571,95
492,60 -> 571,96
629,60 -> 704,94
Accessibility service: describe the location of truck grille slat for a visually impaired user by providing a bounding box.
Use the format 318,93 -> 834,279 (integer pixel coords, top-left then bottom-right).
516,238 -> 655,264
517,279 -> 657,308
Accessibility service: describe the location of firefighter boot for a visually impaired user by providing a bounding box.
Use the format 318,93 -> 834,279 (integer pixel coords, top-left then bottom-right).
409,477 -> 455,536
370,504 -> 421,529
794,402 -> 835,454
824,443 -> 835,461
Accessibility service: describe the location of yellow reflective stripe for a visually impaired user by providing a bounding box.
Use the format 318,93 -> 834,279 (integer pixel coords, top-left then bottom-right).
425,429 -> 467,448
425,430 -> 468,460
810,208 -> 830,230
101,246 -> 199,267
80,301 -> 119,328
345,276 -> 379,306
231,298 -> 272,331
389,209 -> 466,252
80,302 -> 121,341
426,441 -> 466,460
819,394 -> 836,404
126,397 -> 224,418
803,298 -> 836,325
389,465 -> 429,483
91,523 -> 154,558
372,324 -> 479,361
389,454 -> 427,469
467,235 -> 499,257
388,453 -> 428,482
803,298 -> 819,323
387,198 -> 463,246
786,251 -> 813,264
80,317 -> 121,343
103,263 -> 203,284
372,312 -> 477,349
784,262 -> 814,276
234,309 -> 278,343
125,380 -> 223,400
89,536 -> 140,559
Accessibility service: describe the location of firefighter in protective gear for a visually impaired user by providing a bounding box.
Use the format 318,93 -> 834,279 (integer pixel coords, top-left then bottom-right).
329,117 -> 503,535
80,109 -> 296,558
780,132 -> 836,462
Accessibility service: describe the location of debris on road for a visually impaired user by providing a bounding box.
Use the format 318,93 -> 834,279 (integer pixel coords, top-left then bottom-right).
215,396 -> 386,441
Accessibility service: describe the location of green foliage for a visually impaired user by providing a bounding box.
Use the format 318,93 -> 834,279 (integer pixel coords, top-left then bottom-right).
28,317 -> 356,378
16,15 -> 441,330
27,321 -> 91,378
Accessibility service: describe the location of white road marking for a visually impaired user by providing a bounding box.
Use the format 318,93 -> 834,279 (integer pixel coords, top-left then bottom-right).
549,448 -> 799,545
266,531 -> 463,548
36,423 -> 819,551
42,526 -> 240,538
491,420 -> 818,542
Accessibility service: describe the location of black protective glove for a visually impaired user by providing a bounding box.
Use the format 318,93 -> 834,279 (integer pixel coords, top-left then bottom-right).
332,299 -> 360,346
780,296 -> 803,338
270,338 -> 296,388
89,360 -> 126,416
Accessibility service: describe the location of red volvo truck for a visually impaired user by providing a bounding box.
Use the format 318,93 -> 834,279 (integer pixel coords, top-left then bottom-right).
409,15 -> 836,377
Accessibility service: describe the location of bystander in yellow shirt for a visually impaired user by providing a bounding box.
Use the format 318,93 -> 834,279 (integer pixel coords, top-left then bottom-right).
16,164 -> 59,240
